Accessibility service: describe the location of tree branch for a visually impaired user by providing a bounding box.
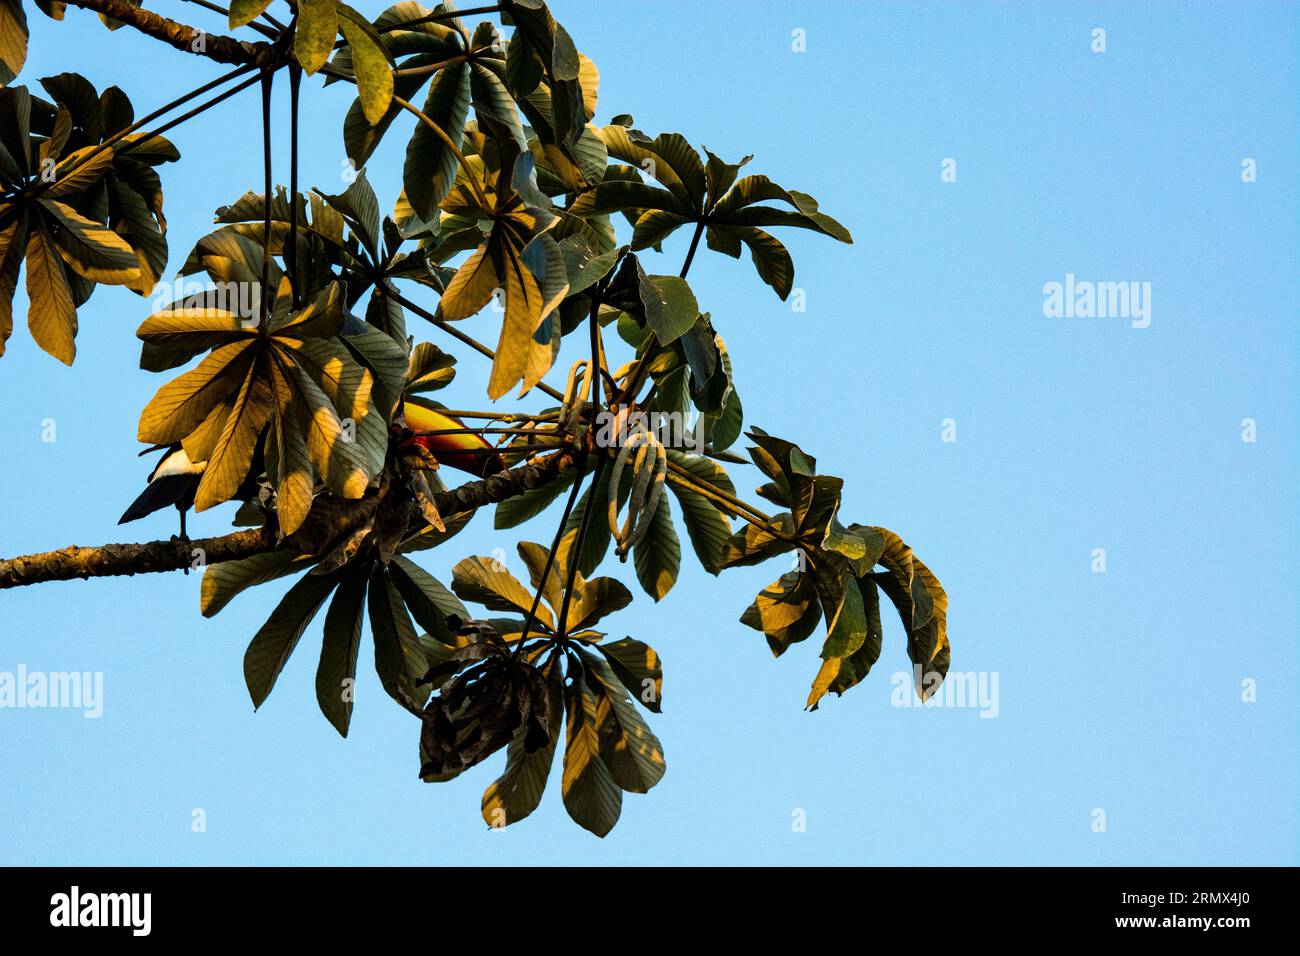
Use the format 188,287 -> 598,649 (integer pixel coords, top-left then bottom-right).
0,450 -> 577,590
60,0 -> 271,65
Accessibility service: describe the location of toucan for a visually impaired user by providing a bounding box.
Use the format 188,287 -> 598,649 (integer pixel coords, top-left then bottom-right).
119,404 -> 504,537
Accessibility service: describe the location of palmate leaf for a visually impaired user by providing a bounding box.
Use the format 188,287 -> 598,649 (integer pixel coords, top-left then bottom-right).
435,150 -> 568,399
577,128 -> 850,297
5,142 -> 157,362
8,75 -> 180,325
136,264 -> 387,517
229,542 -> 471,734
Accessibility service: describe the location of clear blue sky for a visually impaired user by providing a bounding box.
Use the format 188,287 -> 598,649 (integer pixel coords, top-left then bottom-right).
1,1 -> 1295,865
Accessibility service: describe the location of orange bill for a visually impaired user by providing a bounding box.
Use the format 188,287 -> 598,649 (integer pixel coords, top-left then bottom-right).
400,402 -> 506,478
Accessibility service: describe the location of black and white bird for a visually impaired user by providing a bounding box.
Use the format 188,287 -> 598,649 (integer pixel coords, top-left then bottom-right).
117,444 -> 206,538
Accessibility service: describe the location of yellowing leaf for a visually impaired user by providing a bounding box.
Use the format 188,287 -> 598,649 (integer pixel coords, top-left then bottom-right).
295,0 -> 338,75
339,14 -> 394,124
24,219 -> 76,365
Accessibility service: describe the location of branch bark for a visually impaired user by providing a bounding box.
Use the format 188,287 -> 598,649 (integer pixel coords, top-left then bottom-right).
60,0 -> 272,65
0,451 -> 576,589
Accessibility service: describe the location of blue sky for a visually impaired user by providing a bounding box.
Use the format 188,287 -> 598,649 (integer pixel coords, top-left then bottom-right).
0,0 -> 1295,865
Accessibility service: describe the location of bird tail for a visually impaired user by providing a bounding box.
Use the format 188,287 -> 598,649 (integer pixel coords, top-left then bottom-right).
117,474 -> 201,524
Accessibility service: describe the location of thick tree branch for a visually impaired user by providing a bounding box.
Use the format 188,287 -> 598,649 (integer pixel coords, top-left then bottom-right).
0,451 -> 577,590
61,0 -> 272,64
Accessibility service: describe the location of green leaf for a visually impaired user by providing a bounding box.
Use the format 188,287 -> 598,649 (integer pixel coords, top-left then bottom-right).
642,274 -> 699,346
44,145 -> 113,197
825,574 -> 884,698
664,450 -> 733,575
740,570 -> 823,658
595,636 -> 663,713
494,469 -> 575,529
403,60 -> 470,221
451,555 -> 554,631
244,570 -> 342,709
515,540 -> 564,617
0,215 -> 28,357
487,230 -> 566,399
200,548 -> 318,617
703,147 -> 751,206
561,665 -> 622,837
368,563 -> 430,711
632,492 -> 679,601
391,554 -> 468,620
315,568 -> 368,736
870,529 -> 951,699
39,198 -> 140,284
581,649 -> 666,794
389,555 -> 461,645
718,225 -> 794,299
564,575 -> 633,633
720,513 -> 796,569
194,365 -> 273,510
813,558 -> 868,660
405,341 -> 456,393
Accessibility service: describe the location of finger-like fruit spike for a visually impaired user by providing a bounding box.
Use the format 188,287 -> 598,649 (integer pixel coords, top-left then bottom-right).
400,402 -> 506,478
